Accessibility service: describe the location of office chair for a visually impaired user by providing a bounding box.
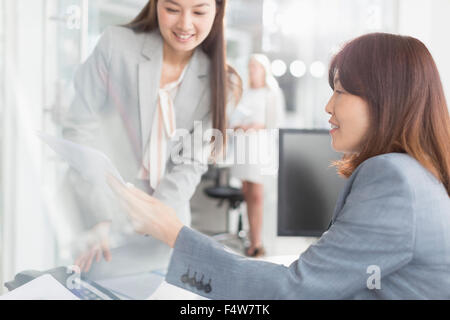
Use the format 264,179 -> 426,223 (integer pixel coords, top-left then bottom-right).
203,166 -> 247,243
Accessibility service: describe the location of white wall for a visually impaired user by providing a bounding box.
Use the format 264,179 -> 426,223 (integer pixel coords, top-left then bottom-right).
1,0 -> 55,292
398,0 -> 450,103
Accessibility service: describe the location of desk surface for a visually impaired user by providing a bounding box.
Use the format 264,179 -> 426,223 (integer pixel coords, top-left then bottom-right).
95,269 -> 166,300
95,269 -> 206,300
95,255 -> 298,300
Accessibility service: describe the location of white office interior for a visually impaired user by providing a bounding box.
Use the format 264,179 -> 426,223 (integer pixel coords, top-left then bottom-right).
0,0 -> 449,297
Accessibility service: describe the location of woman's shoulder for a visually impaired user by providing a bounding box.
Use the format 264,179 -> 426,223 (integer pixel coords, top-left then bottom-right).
361,152 -> 416,167
352,153 -> 446,199
353,153 -> 422,182
357,153 -> 428,177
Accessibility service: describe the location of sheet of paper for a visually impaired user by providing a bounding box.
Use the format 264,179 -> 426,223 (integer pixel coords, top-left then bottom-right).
37,132 -> 126,186
0,274 -> 80,300
147,281 -> 209,300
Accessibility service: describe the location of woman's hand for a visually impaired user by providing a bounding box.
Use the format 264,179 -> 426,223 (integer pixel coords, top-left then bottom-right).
107,176 -> 184,248
74,221 -> 112,273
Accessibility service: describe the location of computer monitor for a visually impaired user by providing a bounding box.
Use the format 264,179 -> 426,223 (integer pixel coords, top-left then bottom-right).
277,129 -> 347,237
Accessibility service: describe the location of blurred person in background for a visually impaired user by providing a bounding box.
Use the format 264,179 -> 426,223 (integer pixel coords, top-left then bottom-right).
229,54 -> 285,257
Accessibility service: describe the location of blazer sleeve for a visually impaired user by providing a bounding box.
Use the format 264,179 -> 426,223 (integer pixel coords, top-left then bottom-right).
151,113 -> 212,223
60,27 -> 114,227
165,155 -> 416,299
61,27 -> 112,147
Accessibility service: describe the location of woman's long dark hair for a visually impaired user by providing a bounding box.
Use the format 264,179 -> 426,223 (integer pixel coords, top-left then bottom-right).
329,33 -> 450,195
125,0 -> 242,143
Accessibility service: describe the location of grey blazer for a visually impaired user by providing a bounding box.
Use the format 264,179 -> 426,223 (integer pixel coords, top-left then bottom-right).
61,26 -> 213,277
165,153 -> 450,299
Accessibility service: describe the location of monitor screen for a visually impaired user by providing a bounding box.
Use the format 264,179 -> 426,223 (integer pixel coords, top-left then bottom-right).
277,129 -> 347,237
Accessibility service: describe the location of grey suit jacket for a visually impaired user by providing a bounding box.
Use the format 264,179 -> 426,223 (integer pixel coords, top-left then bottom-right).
61,26 -> 213,277
165,153 -> 450,299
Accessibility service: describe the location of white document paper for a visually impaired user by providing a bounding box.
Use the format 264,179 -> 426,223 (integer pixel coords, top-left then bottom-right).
37,132 -> 126,186
147,281 -> 208,300
0,274 -> 80,300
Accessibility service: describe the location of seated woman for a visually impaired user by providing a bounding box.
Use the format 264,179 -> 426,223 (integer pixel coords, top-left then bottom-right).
109,32 -> 450,299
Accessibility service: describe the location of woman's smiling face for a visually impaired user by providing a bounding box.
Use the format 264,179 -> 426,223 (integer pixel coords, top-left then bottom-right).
325,75 -> 371,154
157,0 -> 216,54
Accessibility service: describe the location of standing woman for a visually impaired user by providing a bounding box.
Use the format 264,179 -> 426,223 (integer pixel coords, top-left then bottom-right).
230,54 -> 285,257
63,0 -> 241,274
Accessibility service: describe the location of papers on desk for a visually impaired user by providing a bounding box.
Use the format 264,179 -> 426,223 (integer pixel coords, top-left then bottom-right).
0,274 -> 80,300
147,281 -> 208,300
37,132 -> 126,187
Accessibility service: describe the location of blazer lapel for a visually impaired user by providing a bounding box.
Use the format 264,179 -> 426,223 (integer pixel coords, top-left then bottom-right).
138,31 -> 163,152
174,48 -> 211,131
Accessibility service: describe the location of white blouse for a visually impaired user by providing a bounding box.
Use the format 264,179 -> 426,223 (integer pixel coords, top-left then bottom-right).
137,66 -> 188,189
